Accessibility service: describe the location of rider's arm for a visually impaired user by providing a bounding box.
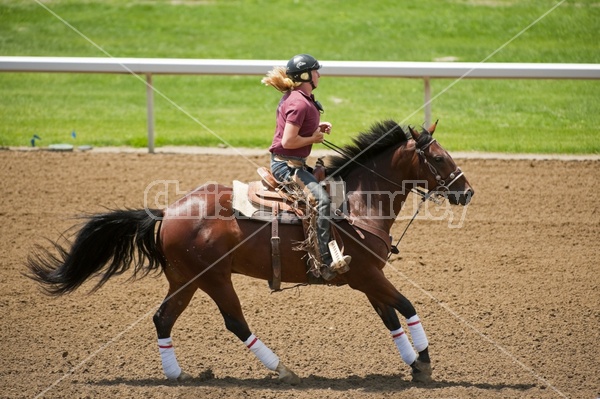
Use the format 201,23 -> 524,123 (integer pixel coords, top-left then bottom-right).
281,122 -> 325,149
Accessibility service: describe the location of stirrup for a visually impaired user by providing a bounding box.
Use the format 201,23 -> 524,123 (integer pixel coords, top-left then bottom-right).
319,256 -> 351,281
328,241 -> 351,274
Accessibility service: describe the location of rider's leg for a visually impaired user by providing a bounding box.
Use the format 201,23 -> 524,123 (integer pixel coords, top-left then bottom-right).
294,168 -> 333,265
269,159 -> 332,264
293,171 -> 351,274
270,157 -> 293,182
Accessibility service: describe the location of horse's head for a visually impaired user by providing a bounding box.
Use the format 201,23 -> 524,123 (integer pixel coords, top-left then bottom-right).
409,122 -> 474,205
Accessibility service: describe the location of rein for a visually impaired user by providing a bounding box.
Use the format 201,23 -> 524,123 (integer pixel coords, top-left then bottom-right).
322,135 -> 461,258
387,188 -> 431,260
323,140 -> 406,191
322,138 -> 429,256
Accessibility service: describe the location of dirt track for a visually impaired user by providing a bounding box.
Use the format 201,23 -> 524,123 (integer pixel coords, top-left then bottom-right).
1,150 -> 598,399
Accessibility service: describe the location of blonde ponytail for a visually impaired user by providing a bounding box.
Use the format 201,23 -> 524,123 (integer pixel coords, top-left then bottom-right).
261,66 -> 300,93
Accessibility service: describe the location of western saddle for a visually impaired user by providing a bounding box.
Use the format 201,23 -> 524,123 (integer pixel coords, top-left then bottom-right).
246,164 -> 343,290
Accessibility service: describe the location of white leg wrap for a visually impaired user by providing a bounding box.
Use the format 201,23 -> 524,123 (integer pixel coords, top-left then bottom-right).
391,327 -> 417,365
157,337 -> 182,380
244,334 -> 279,371
407,315 -> 429,352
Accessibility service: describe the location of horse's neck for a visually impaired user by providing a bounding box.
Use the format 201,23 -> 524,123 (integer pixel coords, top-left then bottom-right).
344,147 -> 417,233
346,186 -> 411,233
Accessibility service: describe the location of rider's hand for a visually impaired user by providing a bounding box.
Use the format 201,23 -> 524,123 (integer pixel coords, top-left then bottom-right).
319,122 -> 332,134
312,130 -> 325,143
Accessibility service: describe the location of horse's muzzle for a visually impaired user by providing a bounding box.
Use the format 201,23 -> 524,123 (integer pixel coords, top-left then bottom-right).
448,188 -> 474,206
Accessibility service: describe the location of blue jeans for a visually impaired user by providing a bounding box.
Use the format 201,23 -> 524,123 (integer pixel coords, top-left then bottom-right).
271,155 -> 333,266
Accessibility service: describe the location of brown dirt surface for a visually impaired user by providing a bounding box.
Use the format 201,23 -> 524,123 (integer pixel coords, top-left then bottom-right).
1,149 -> 598,399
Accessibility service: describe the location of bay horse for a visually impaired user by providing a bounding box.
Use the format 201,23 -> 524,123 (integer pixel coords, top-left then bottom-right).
26,120 -> 473,385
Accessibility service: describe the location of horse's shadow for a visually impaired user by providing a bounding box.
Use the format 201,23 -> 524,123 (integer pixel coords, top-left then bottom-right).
94,371 -> 537,393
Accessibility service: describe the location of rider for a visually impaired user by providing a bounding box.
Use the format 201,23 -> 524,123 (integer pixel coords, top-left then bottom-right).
262,53 -> 351,280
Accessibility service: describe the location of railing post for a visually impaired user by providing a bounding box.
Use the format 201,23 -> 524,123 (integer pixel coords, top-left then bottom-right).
146,73 -> 155,154
424,77 -> 431,127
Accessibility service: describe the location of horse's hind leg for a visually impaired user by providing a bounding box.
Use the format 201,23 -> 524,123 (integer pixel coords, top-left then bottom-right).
200,276 -> 301,385
153,281 -> 197,381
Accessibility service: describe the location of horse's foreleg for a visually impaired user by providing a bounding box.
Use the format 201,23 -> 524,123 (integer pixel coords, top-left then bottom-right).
386,292 -> 430,364
153,282 -> 197,381
354,268 -> 431,382
368,297 -> 415,363
202,277 -> 301,385
368,296 -> 432,382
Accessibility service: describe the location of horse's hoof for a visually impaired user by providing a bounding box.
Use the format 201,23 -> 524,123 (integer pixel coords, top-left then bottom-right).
176,370 -> 193,382
411,369 -> 433,383
411,359 -> 432,383
276,362 -> 301,385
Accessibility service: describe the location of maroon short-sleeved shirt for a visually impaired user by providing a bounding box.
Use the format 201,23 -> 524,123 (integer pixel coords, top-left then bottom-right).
268,89 -> 321,158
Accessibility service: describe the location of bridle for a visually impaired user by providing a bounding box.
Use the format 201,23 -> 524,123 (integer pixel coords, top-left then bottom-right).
416,138 -> 465,195
379,137 -> 467,258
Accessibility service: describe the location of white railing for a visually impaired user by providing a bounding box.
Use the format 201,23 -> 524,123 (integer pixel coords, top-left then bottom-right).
2,56 -> 599,152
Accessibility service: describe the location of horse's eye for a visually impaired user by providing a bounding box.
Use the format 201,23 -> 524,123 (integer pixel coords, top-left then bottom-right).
434,156 -> 444,163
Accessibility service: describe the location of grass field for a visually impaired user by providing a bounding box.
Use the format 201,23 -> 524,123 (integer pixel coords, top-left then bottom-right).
0,0 -> 599,153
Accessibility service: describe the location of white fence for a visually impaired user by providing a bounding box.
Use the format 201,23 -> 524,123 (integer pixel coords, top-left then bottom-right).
2,56 -> 599,152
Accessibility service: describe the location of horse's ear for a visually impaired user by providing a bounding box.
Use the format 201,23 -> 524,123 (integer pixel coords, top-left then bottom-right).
408,125 -> 419,141
427,119 -> 439,135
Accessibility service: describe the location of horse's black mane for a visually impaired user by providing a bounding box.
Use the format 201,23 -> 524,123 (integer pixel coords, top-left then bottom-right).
326,119 -> 431,178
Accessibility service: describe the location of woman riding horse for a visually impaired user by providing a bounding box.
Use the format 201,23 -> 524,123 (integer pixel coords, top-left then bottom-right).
26,120 -> 473,385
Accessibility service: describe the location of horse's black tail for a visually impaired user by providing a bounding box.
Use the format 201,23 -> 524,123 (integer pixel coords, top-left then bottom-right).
25,208 -> 166,296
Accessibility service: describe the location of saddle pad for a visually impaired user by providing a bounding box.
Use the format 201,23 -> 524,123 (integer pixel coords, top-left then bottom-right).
232,180 -> 258,218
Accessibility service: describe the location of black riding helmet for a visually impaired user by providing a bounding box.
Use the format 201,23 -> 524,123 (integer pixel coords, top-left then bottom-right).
286,54 -> 321,83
